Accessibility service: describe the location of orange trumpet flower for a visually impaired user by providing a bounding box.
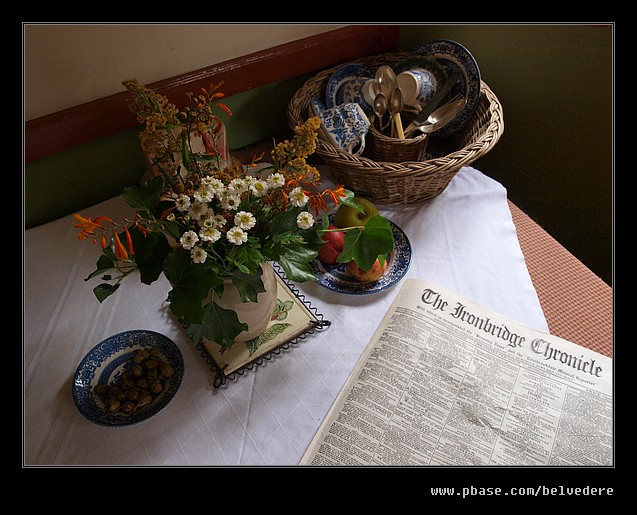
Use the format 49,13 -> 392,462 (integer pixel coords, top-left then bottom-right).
113,231 -> 129,261
124,226 -> 135,256
73,214 -> 114,240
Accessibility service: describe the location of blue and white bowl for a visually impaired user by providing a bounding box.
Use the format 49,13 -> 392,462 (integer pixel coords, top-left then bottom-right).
326,63 -> 375,117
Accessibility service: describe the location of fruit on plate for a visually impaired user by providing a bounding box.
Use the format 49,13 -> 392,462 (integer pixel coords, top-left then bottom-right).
317,225 -> 345,264
347,258 -> 388,282
333,198 -> 379,228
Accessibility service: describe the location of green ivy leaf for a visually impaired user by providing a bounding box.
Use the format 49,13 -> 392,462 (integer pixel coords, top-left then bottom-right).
269,205 -> 303,242
164,249 -> 223,324
336,214 -> 395,270
93,282 -> 120,303
129,226 -> 172,284
277,243 -> 319,283
231,267 -> 266,303
184,303 -> 249,349
338,189 -> 365,213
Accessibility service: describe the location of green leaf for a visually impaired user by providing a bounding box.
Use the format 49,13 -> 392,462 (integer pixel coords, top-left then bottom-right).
231,267 -> 266,303
129,228 -> 172,285
338,190 -> 365,213
157,217 -> 183,242
93,283 -> 120,303
121,176 -> 164,210
277,243 -> 319,283
226,242 -> 265,275
269,206 -> 303,242
164,249 -> 223,324
336,214 -> 395,270
184,303 -> 249,349
181,131 -> 192,170
85,254 -> 115,280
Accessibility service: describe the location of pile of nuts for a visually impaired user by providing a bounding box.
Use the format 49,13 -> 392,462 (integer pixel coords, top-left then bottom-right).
93,347 -> 175,414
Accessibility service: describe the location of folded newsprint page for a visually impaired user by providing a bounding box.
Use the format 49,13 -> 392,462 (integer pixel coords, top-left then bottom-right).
301,279 -> 613,466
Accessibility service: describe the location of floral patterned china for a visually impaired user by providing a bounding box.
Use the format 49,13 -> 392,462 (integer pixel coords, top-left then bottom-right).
311,97 -> 371,155
72,330 -> 184,427
325,63 -> 375,117
414,39 -> 481,138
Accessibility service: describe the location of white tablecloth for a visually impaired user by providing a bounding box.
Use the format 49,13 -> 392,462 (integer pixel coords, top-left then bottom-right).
23,166 -> 547,466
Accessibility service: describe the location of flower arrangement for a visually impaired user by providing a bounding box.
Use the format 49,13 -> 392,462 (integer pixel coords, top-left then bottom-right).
75,78 -> 394,349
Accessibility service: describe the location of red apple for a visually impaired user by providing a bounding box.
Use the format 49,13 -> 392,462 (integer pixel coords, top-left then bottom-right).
347,258 -> 388,282
317,225 -> 345,264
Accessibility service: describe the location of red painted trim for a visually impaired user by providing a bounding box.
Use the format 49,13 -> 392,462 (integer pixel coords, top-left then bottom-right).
25,25 -> 399,163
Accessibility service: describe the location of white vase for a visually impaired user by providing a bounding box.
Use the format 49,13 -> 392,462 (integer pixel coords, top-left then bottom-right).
211,262 -> 278,342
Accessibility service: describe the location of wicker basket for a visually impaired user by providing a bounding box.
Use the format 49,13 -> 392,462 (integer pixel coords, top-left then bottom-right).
367,110 -> 429,163
287,52 -> 505,204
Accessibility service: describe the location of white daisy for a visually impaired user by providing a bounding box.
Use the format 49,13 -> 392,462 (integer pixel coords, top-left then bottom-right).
250,179 -> 269,197
228,178 -> 248,195
199,226 -> 221,243
289,187 -> 308,207
175,194 -> 191,212
234,211 -> 256,230
190,246 -> 207,264
221,193 -> 241,211
211,214 -> 227,228
226,226 -> 248,245
188,200 -> 208,220
267,172 -> 286,188
296,211 -> 314,229
180,230 -> 199,250
194,184 -> 214,203
203,177 -> 225,198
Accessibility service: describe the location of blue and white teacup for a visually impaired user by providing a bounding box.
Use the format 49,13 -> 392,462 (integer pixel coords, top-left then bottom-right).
397,69 -> 439,109
311,98 -> 370,155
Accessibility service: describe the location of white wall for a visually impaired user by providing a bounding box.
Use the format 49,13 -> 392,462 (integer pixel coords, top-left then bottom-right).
24,23 -> 346,120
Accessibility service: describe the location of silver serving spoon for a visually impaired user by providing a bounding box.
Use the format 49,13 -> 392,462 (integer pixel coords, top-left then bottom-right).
404,97 -> 466,137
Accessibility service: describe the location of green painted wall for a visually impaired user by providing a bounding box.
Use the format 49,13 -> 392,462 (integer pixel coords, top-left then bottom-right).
25,24 -> 613,286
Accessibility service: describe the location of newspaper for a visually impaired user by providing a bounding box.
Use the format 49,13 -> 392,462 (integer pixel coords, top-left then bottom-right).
301,279 -> 613,466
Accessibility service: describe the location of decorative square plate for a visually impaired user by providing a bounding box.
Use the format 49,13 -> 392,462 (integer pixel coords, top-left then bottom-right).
197,266 -> 330,387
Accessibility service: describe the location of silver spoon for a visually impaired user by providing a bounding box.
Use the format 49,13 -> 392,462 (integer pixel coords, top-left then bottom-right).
373,93 -> 388,132
374,65 -> 397,132
389,87 -> 405,139
374,65 -> 397,99
404,97 -> 466,137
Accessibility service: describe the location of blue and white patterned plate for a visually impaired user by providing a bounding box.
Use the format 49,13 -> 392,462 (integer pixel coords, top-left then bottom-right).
72,330 -> 184,427
325,63 -> 375,117
414,39 -> 481,138
311,218 -> 411,295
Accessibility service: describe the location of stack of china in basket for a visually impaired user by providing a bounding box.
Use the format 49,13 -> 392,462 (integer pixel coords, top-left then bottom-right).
287,40 -> 504,204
